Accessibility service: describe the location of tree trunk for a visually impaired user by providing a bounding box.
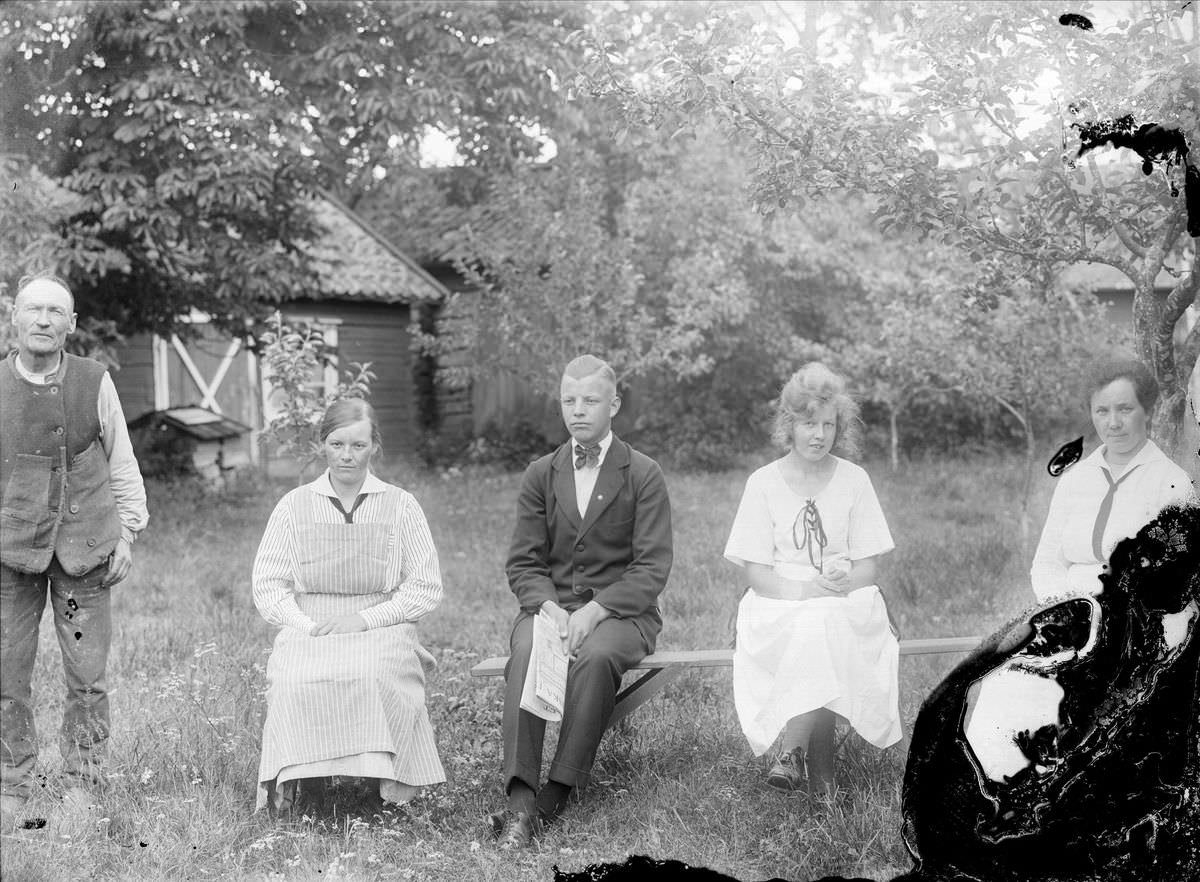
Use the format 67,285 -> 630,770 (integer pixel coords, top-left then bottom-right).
1133,212 -> 1195,464
889,404 -> 900,472
1184,358 -> 1200,489
1020,406 -> 1036,543
989,391 -> 1035,539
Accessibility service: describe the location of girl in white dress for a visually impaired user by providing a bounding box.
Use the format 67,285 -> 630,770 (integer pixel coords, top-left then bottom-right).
252,398 -> 446,813
724,363 -> 900,796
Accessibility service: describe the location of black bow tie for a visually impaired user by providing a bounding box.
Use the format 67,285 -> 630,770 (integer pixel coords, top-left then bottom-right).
574,442 -> 601,470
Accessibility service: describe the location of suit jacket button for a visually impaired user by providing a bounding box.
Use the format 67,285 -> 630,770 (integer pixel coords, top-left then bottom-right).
572,585 -> 588,595
575,543 -> 585,552
54,426 -> 65,436
86,538 -> 97,547
69,504 -> 80,514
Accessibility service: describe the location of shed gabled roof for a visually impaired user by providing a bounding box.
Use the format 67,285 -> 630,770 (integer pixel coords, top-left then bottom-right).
304,190 -> 450,303
1058,261 -> 1177,292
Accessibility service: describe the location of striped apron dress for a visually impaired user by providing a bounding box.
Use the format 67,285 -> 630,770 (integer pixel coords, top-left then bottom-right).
256,489 -> 445,811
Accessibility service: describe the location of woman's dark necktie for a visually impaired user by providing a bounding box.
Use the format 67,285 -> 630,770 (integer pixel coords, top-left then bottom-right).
575,443 -> 601,469
328,493 -> 369,523
1092,466 -> 1138,560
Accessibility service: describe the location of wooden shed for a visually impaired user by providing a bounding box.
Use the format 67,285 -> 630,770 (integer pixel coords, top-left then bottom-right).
110,194 -> 449,473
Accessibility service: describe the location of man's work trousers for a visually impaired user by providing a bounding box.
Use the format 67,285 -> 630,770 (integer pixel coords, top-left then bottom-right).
0,559 -> 112,799
502,613 -> 647,794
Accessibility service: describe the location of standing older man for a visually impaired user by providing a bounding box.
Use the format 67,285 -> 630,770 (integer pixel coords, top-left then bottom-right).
489,354 -> 673,850
1,273 -> 148,829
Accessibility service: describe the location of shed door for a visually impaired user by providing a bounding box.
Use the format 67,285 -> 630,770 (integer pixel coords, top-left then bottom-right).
151,320 -> 259,464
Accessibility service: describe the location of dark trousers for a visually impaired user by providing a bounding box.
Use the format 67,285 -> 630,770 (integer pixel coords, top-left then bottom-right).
0,559 -> 111,798
502,614 -> 647,792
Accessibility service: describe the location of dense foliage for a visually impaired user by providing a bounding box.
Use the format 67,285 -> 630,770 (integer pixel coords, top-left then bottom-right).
0,0 -> 580,341
574,0 -> 1198,458
3,1 -> 1192,469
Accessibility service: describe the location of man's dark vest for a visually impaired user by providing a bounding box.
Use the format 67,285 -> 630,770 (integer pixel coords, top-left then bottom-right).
0,352 -> 122,575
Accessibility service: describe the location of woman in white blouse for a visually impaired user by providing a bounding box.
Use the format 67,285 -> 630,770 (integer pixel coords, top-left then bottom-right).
252,398 -> 445,813
964,358 -> 1194,791
724,363 -> 900,797
1031,357 -> 1193,601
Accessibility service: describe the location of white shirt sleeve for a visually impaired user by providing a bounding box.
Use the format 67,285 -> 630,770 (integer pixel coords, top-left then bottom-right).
724,470 -> 776,568
97,372 -> 149,542
1158,464 -> 1197,508
358,493 -> 444,629
251,496 -> 318,633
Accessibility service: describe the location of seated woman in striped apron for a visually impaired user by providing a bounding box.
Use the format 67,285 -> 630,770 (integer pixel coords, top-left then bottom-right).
252,398 -> 446,813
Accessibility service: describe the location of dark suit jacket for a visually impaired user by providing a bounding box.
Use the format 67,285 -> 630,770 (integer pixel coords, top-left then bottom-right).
506,434 -> 673,648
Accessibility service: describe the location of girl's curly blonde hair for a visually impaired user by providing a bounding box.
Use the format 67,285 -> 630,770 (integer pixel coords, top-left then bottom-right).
770,362 -> 862,458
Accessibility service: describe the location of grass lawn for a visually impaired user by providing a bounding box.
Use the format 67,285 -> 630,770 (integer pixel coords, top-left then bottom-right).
1,453 -> 1053,882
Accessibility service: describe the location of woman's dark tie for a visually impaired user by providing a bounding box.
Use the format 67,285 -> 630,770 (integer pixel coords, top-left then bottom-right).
1091,466 -> 1137,560
793,498 -> 828,573
328,493 -> 369,523
574,443 -> 601,469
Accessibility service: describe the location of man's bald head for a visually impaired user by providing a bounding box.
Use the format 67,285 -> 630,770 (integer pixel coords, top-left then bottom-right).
15,273 -> 75,312
11,273 -> 78,369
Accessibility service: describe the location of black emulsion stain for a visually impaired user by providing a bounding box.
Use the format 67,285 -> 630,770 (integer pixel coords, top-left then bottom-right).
1047,436 -> 1084,476
74,631 -> 82,641
1074,116 -> 1188,175
896,502 -> 1200,882
1072,115 -> 1198,237
553,857 -> 870,881
1058,13 -> 1094,30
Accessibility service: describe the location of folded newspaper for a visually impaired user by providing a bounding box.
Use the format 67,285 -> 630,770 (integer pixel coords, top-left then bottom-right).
520,609 -> 570,721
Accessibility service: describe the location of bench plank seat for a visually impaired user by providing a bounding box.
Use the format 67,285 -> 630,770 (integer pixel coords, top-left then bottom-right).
468,635 -> 984,679
468,634 -> 984,728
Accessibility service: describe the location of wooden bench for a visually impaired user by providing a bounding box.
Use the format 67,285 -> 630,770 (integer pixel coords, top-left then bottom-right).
469,635 -> 984,728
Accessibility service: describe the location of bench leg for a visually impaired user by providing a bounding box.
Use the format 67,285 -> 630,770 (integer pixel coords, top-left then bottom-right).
608,667 -> 684,730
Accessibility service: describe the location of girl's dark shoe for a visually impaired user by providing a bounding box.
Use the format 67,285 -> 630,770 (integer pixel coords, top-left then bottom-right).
766,747 -> 807,790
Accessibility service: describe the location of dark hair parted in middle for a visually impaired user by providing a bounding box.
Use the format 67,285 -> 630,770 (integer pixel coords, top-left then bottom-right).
1083,355 -> 1159,414
320,397 -> 382,452
771,362 -> 862,458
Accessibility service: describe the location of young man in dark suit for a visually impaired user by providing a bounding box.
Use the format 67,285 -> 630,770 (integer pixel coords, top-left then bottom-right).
490,354 -> 673,850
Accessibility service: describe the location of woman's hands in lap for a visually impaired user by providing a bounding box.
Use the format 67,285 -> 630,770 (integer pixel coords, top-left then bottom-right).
310,613 -> 369,636
753,579 -> 846,601
813,567 -> 851,596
